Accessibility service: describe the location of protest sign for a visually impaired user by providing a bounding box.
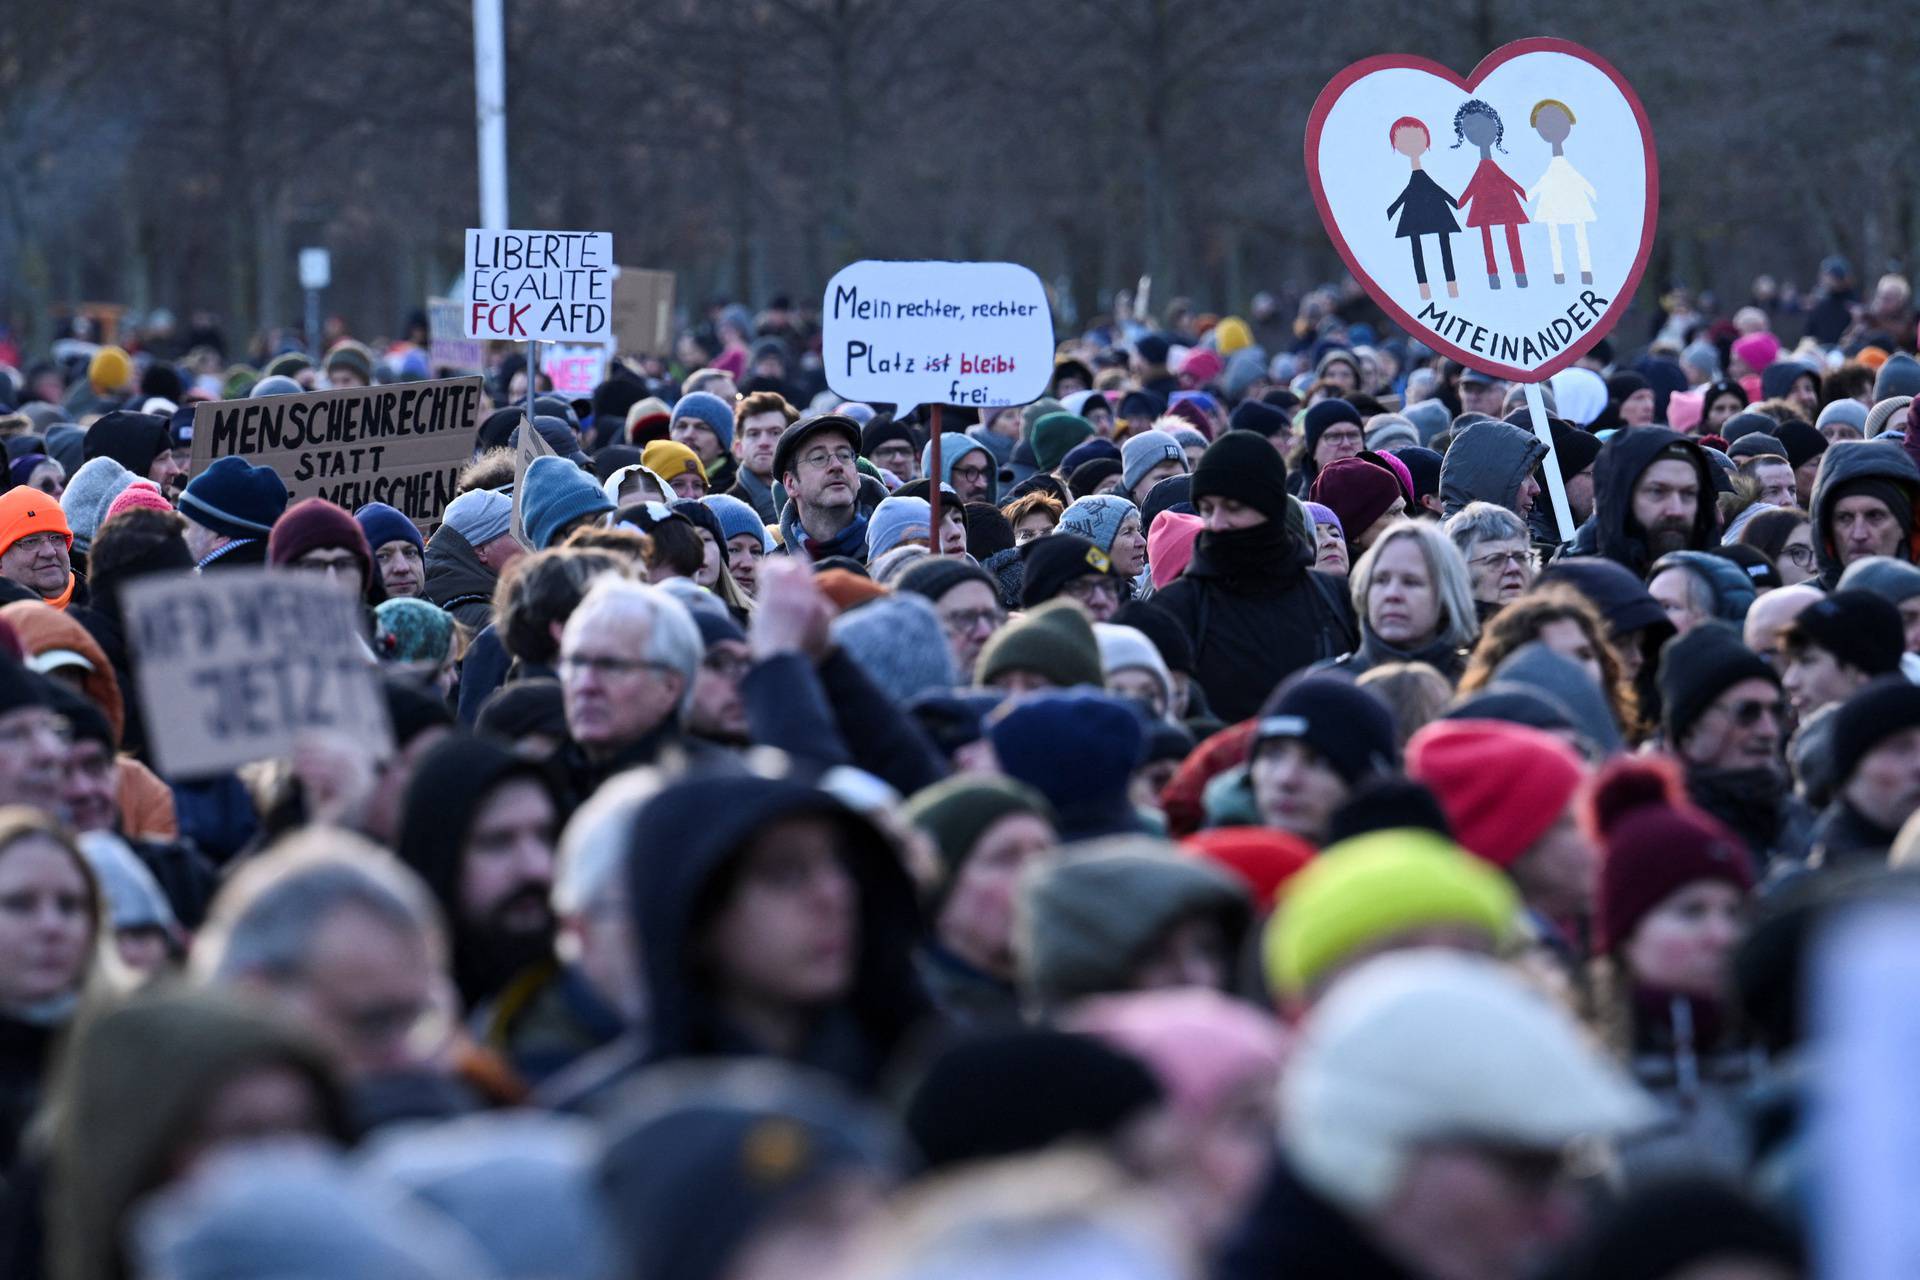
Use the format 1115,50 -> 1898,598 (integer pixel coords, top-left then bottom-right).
510,411 -> 559,550
427,296 -> 485,373
542,343 -> 609,397
465,229 -> 614,343
612,268 -> 676,357
190,377 -> 484,528
820,260 -> 1053,416
122,569 -> 393,779
1304,38 -> 1657,383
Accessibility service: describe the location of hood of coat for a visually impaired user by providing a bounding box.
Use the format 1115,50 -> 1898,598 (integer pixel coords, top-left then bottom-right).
1589,428 -> 1717,575
626,773 -> 928,1068
1439,418 -> 1548,518
423,523 -> 497,610
1808,440 -> 1920,589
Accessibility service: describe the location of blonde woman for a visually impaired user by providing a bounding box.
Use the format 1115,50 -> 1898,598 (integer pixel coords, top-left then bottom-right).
1322,519 -> 1478,683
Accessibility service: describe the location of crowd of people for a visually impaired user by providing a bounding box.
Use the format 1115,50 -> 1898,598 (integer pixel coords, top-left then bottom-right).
0,260 -> 1912,1278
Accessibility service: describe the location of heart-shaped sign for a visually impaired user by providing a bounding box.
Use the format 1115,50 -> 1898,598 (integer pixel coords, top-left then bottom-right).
1305,38 -> 1658,383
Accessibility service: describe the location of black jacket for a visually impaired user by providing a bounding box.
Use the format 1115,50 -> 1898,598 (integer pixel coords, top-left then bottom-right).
1320,625 -> 1467,685
1216,1157 -> 1419,1280
1153,524 -> 1358,723
423,524 -> 499,632
1571,428 -> 1717,578
1808,796 -> 1900,870
630,773 -> 932,1092
740,650 -> 945,799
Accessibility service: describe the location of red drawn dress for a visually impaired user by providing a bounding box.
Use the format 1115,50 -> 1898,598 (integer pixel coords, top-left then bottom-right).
1458,158 -> 1529,276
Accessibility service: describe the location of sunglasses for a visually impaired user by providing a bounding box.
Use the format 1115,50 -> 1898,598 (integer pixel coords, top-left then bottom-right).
1724,698 -> 1785,728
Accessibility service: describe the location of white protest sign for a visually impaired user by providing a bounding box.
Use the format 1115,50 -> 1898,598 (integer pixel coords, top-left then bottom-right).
122,569 -> 393,779
1813,902 -> 1920,1279
542,343 -> 609,397
821,260 -> 1053,415
427,296 -> 485,373
465,228 -> 613,343
1305,38 -> 1657,382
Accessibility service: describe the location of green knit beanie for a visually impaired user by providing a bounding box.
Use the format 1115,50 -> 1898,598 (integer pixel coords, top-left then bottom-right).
975,599 -> 1103,690
903,775 -> 1057,902
1031,413 -> 1096,473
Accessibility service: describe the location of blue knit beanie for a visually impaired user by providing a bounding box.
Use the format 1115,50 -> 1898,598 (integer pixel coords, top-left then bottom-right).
177,456 -> 290,541
1058,495 -> 1136,554
990,689 -> 1145,814
671,392 -> 735,450
701,493 -> 772,552
867,497 -> 932,560
523,455 -> 614,550
353,502 -> 424,554
829,593 -> 956,705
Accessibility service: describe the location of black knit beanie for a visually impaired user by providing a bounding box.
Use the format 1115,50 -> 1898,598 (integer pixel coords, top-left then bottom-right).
1825,476 -> 1913,547
1019,533 -> 1114,608
1190,430 -> 1290,525
1658,621 -> 1779,747
1831,676 -> 1920,786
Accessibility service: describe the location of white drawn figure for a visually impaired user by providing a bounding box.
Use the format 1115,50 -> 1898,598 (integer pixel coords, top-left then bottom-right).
1525,98 -> 1598,286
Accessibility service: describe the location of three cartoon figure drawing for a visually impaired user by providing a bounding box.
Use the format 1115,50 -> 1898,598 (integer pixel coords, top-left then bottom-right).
1384,97 -> 1597,299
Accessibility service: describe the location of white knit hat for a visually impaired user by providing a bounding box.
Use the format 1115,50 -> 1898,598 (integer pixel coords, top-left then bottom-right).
1281,949 -> 1654,1213
1094,623 -> 1173,713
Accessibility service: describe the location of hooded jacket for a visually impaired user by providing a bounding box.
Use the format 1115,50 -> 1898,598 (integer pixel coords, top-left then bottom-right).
423,524 -> 499,632
80,412 -> 170,479
1566,428 -> 1717,577
1807,441 -> 1920,590
1438,418 -> 1548,518
922,433 -> 999,504
48,989 -> 350,1280
629,775 -> 930,1093
1152,522 -> 1357,723
396,735 -> 566,1010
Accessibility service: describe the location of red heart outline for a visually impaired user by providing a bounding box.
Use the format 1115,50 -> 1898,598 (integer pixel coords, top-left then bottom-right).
1303,37 -> 1659,384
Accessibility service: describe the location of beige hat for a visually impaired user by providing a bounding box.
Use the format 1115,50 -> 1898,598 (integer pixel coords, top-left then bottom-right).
1282,949 -> 1654,1213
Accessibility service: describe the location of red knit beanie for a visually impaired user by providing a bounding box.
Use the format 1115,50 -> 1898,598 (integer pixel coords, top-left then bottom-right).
1583,754 -> 1754,955
1309,456 -> 1403,543
1405,719 -> 1587,869
267,497 -> 372,586
102,480 -> 172,527
1183,826 -> 1314,912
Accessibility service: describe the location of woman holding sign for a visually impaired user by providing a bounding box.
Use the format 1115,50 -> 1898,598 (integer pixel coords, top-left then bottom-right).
1385,117 -> 1461,302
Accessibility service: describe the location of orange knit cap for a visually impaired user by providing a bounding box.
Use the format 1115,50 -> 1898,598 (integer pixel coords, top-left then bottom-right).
0,488 -> 74,610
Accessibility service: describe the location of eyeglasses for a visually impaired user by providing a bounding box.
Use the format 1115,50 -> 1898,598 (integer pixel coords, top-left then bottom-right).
702,651 -> 751,680
9,532 -> 66,554
559,654 -> 675,681
1062,578 -> 1120,603
1723,697 -> 1785,728
1781,544 -> 1814,567
950,464 -> 992,484
940,607 -> 1005,636
798,447 -> 856,470
296,550 -> 361,572
1319,429 -> 1363,448
1469,548 -> 1534,571
0,713 -> 70,749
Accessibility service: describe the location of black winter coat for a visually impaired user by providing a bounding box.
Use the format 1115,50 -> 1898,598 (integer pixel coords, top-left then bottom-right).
1153,525 -> 1357,723
423,524 -> 498,632
1572,428 -> 1717,578
1215,1158 -> 1418,1280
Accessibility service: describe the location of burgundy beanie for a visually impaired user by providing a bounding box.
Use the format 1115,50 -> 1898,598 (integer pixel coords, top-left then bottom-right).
1405,719 -> 1587,869
1585,754 -> 1754,955
1310,456 -> 1404,542
267,497 -> 373,586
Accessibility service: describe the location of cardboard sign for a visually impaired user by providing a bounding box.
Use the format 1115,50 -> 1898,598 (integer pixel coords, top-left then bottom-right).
427,297 -> 485,373
190,377 -> 484,529
1305,38 -> 1657,382
611,267 -> 676,357
509,412 -> 559,550
542,343 -> 609,397
821,260 -> 1053,415
465,229 -> 614,343
122,569 -> 393,779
